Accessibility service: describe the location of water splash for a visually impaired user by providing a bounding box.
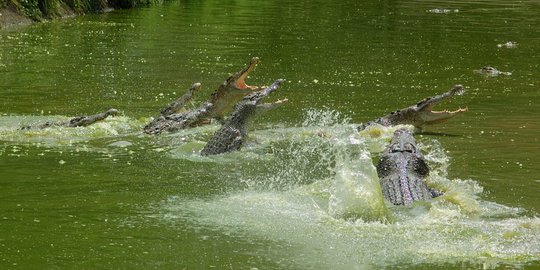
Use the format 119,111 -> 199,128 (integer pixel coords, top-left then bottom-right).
154,109 -> 539,268
328,143 -> 389,222
0,115 -> 143,146
301,108 -> 350,127
237,109 -> 358,190
162,189 -> 539,269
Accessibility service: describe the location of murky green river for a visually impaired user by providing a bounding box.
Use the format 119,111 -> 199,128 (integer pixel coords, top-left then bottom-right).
1,0 -> 539,269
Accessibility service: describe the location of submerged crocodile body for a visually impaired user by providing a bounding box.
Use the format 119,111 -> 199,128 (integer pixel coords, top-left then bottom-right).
477,66 -> 512,76
376,128 -> 442,205
201,79 -> 287,156
497,41 -> 517,48
144,57 -> 264,135
20,109 -> 119,130
358,84 -> 467,131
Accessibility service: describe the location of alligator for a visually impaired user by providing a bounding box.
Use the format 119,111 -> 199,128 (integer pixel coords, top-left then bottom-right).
201,79 -> 287,156
358,84 -> 467,131
376,128 -> 442,205
477,66 -> 512,76
143,57 -> 265,135
20,109 -> 119,130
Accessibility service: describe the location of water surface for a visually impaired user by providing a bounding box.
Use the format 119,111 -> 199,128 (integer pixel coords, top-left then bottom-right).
1,0 -> 539,269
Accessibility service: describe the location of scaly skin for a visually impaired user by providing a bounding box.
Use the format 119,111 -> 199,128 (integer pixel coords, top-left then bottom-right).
144,83 -> 202,132
144,57 -> 264,135
159,82 -> 202,117
20,109 -> 119,130
201,79 -> 287,156
207,57 -> 264,120
376,128 -> 441,205
358,84 -> 467,130
146,102 -> 215,134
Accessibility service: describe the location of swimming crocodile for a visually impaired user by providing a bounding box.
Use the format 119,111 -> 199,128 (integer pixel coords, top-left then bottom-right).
143,57 -> 265,134
201,79 -> 287,156
358,84 -> 467,131
497,41 -> 517,48
376,128 -> 442,205
476,66 -> 512,76
20,109 -> 119,130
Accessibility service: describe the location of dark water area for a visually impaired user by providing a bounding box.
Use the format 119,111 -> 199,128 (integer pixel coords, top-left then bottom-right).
1,0 -> 540,269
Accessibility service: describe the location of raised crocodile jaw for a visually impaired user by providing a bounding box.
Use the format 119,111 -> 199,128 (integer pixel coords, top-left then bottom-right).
200,79 -> 286,156
357,84 -> 468,131
417,84 -> 467,124
417,85 -> 464,109
234,57 -> 260,90
246,79 -> 285,104
209,57 -> 264,119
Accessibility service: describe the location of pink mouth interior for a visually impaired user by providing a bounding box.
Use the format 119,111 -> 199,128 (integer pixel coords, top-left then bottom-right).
234,59 -> 258,90
236,79 -> 249,89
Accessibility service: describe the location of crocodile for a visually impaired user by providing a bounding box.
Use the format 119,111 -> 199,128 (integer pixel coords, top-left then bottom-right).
159,82 -> 202,117
143,57 -> 265,135
143,82 -> 202,131
358,84 -> 467,131
497,41 -> 518,48
477,66 -> 512,76
376,128 -> 442,205
20,109 -> 119,130
201,79 -> 287,156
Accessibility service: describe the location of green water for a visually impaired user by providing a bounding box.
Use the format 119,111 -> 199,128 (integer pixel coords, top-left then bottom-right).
1,0 -> 540,269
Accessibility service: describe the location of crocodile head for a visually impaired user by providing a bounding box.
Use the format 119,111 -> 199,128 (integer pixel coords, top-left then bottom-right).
229,79 -> 288,125
229,57 -> 261,91
209,57 -> 265,118
401,84 -> 468,128
387,128 -> 419,154
477,66 -> 512,76
199,79 -> 287,156
105,108 -> 119,116
358,84 -> 468,131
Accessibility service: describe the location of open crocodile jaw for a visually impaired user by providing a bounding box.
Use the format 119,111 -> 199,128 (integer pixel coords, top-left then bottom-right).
249,79 -> 285,103
210,57 -> 262,117
241,79 -> 287,112
417,85 -> 467,125
227,57 -> 261,94
419,106 -> 468,124
234,57 -> 260,90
